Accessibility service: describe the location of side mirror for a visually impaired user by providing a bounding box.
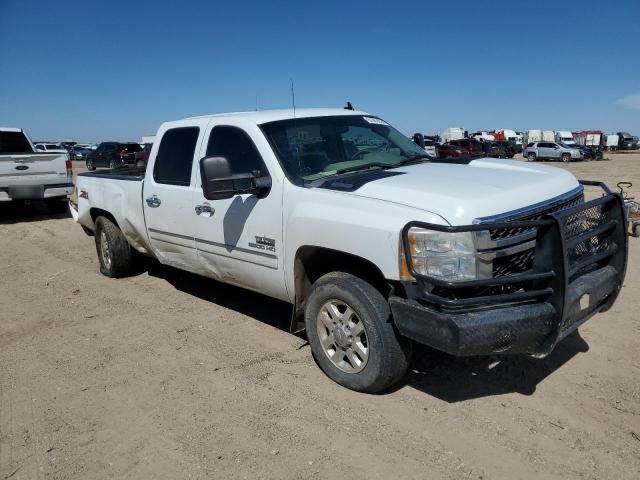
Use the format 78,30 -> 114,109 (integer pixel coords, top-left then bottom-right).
200,156 -> 271,201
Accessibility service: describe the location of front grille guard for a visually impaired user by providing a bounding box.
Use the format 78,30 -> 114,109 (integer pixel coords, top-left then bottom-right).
401,181 -> 628,351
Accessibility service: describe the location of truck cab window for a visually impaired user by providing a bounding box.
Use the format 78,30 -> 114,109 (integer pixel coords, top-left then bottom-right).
154,127 -> 200,186
206,126 -> 265,175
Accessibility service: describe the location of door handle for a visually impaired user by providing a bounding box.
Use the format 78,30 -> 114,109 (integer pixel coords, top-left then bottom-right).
195,204 -> 214,216
146,195 -> 161,208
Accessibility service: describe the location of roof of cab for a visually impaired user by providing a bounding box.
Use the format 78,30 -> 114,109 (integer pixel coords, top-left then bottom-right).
180,108 -> 371,124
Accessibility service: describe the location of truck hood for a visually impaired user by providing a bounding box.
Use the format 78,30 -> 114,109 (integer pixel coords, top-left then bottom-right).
343,158 -> 581,225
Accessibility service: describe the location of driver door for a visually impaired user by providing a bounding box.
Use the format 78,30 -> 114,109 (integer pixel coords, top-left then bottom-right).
192,123 -> 287,301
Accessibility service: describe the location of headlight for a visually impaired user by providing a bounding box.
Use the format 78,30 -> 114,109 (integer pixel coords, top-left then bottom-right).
401,228 -> 478,281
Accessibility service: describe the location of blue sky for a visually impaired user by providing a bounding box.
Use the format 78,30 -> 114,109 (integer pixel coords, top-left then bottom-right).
1,0 -> 638,142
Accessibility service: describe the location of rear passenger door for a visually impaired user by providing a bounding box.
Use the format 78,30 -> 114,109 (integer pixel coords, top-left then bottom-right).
143,124 -> 206,273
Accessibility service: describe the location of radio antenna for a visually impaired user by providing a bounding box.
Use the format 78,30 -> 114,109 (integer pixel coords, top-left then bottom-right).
290,77 -> 297,119
255,94 -> 258,111
290,77 -> 301,172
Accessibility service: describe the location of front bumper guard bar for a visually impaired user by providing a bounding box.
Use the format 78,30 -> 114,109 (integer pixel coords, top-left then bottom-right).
393,181 -> 628,357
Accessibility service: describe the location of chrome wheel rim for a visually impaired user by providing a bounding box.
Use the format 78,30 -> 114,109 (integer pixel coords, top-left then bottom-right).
100,231 -> 112,270
316,300 -> 369,373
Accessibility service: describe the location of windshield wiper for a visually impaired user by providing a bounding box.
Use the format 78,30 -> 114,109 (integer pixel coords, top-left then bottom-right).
336,162 -> 396,174
334,155 -> 431,175
396,154 -> 431,165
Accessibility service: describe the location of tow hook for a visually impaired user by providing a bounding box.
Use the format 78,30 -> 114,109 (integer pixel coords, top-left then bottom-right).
618,182 -> 640,238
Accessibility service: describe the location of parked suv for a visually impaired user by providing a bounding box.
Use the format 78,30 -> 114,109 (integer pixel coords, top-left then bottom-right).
85,142 -> 142,170
524,142 -> 584,162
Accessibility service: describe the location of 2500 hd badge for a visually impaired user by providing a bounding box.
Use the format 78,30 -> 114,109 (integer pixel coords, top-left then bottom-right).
249,235 -> 276,252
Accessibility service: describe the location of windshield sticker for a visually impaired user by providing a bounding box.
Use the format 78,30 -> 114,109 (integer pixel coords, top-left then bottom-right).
363,117 -> 389,126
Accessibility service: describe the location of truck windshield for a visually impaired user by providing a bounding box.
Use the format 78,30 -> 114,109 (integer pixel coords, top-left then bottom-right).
0,131 -> 33,153
261,115 -> 428,184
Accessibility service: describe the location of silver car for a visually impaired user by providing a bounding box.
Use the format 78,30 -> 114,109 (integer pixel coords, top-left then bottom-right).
524,142 -> 584,162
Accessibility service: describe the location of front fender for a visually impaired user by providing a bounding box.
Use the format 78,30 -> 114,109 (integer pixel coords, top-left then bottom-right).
283,184 -> 448,300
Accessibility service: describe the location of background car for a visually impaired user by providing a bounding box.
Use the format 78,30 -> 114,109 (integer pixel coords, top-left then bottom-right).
72,146 -> 92,161
448,138 -> 483,156
481,141 -> 506,158
85,142 -> 142,170
134,143 -> 152,167
493,140 -> 518,158
437,143 -> 469,158
523,142 -> 584,162
34,142 -> 68,154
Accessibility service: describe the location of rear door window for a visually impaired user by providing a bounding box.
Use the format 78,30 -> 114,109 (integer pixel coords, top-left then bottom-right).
154,127 -> 200,186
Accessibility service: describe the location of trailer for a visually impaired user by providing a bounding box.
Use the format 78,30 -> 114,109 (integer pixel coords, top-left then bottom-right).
573,130 -> 603,147
526,129 -> 542,144
606,134 -> 619,150
542,130 -> 555,142
440,127 -> 465,143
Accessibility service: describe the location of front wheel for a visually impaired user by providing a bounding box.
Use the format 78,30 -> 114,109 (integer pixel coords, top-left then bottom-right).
561,153 -> 571,162
94,216 -> 134,278
304,272 -> 412,393
86,158 -> 96,171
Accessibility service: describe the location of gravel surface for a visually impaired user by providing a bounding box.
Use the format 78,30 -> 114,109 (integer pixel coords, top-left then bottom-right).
1,153 -> 639,479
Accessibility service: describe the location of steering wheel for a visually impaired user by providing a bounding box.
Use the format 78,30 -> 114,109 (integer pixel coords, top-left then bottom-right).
350,146 -> 389,161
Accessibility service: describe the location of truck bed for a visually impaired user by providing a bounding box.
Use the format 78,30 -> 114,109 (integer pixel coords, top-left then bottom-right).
74,166 -> 152,255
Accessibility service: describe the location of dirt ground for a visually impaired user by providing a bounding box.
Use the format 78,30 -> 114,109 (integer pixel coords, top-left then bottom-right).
1,153 -> 639,480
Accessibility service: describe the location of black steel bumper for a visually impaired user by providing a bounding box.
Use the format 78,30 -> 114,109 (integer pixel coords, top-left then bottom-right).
392,181 -> 628,357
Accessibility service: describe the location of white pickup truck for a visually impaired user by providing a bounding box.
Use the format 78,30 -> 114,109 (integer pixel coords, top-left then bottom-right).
71,108 -> 630,393
0,127 -> 73,208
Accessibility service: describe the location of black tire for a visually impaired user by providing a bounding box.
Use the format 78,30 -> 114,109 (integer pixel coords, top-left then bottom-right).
86,158 -> 96,171
45,198 -> 69,214
109,159 -> 116,170
94,216 -> 134,278
561,153 -> 571,163
304,272 -> 412,393
527,153 -> 536,162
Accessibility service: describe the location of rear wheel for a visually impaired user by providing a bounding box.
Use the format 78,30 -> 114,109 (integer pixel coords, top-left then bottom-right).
109,159 -> 116,170
304,272 -> 412,393
94,216 -> 134,278
527,153 -> 536,162
561,153 -> 571,162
